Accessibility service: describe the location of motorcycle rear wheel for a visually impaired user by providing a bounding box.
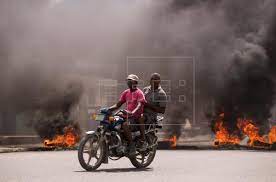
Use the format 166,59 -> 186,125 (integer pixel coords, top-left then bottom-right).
130,132 -> 157,168
78,133 -> 106,171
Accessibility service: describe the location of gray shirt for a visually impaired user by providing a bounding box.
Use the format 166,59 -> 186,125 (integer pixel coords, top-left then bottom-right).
143,85 -> 167,120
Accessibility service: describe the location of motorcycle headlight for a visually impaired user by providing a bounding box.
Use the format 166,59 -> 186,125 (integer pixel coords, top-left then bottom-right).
91,113 -> 97,120
91,113 -> 105,121
108,116 -> 115,122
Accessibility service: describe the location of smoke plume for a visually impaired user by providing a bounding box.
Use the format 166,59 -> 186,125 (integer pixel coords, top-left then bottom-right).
0,0 -> 169,136
157,0 -> 276,136
32,81 -> 83,139
1,0 -> 276,138
210,0 -> 276,134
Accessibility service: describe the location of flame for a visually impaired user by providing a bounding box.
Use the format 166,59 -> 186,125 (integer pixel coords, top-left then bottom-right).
214,120 -> 240,146
170,135 -> 177,148
43,126 -> 79,147
268,126 -> 276,144
213,113 -> 276,147
237,119 -> 265,146
164,135 -> 177,148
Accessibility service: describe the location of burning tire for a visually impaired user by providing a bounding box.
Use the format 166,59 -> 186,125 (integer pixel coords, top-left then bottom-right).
130,132 -> 157,168
78,133 -> 106,171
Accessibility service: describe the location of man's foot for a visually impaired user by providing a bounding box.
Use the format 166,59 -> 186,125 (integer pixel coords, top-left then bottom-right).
128,143 -> 136,157
137,140 -> 148,151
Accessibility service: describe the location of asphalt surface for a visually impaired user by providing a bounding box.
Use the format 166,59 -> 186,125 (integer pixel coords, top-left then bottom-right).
0,150 -> 275,182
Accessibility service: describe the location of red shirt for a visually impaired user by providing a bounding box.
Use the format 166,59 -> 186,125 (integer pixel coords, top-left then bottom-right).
119,88 -> 146,119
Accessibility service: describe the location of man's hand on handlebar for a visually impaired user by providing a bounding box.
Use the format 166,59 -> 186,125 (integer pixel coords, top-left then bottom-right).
100,107 -> 110,113
114,109 -> 132,118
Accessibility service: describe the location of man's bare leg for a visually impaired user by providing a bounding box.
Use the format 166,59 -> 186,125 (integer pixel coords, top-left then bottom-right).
122,122 -> 136,156
138,116 -> 146,141
122,122 -> 132,143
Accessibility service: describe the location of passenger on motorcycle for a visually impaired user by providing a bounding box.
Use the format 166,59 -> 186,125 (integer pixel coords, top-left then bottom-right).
143,73 -> 167,124
107,74 -> 147,156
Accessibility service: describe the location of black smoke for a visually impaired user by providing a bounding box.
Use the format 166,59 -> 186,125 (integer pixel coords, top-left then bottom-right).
209,0 -> 276,134
1,0 -> 276,139
32,81 -> 83,139
0,0 -> 168,136
213,44 -> 275,134
159,0 -> 276,137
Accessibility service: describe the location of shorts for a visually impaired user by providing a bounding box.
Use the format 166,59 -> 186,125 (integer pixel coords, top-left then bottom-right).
127,117 -> 139,125
126,117 -> 140,131
143,113 -> 157,124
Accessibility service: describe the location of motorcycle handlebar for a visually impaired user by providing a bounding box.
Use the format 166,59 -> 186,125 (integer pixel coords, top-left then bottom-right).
114,109 -> 127,116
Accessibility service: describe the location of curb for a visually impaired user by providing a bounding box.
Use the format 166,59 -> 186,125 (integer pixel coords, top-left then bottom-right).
0,147 -> 29,153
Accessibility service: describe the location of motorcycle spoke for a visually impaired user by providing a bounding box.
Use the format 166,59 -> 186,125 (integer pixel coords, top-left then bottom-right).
83,149 -> 90,154
94,142 -> 100,151
136,154 -> 145,164
87,153 -> 93,165
84,142 -> 94,154
141,155 -> 145,164
89,139 -> 94,147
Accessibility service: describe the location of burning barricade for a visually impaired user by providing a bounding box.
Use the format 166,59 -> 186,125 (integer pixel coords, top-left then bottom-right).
43,124 -> 80,148
31,81 -> 83,149
213,113 -> 276,148
268,126 -> 276,144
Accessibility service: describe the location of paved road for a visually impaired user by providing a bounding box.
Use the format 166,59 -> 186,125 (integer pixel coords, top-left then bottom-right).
0,150 -> 275,182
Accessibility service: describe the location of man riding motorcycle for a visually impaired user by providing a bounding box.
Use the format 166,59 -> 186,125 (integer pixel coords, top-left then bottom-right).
107,74 -> 147,156
77,73 -> 166,170
143,73 -> 167,124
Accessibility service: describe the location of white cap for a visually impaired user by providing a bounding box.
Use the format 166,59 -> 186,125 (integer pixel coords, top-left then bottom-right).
126,74 -> 139,82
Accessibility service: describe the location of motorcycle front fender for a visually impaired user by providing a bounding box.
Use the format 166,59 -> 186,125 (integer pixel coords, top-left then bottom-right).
85,131 -> 96,135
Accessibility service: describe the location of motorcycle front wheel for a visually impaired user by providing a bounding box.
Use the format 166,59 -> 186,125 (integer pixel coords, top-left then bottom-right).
78,133 -> 106,171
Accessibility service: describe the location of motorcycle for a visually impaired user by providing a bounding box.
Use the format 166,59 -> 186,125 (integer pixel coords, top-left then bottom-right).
78,109 -> 163,171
